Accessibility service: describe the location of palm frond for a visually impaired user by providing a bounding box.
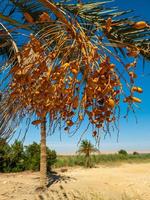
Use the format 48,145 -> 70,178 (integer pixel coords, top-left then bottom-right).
0,23 -> 19,75
0,0 -> 150,141
77,140 -> 99,155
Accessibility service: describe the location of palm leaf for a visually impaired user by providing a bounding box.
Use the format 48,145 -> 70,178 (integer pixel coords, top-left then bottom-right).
0,0 -> 150,141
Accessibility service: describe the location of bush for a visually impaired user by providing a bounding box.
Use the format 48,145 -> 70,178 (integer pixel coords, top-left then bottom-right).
9,141 -> 25,172
0,139 -> 11,172
24,142 -> 41,171
47,148 -> 57,171
133,151 -> 139,155
0,139 -> 57,173
118,149 -> 128,156
0,140 -> 25,172
24,142 -> 57,171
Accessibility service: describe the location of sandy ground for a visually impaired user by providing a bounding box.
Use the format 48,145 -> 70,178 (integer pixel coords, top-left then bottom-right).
0,163 -> 150,200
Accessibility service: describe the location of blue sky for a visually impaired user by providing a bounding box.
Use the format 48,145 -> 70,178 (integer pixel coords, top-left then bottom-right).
9,0 -> 150,154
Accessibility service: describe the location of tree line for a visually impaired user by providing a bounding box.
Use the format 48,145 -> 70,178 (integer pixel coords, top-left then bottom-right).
0,139 -> 56,173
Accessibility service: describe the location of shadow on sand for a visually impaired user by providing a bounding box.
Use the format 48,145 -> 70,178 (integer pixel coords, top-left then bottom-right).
47,171 -> 76,187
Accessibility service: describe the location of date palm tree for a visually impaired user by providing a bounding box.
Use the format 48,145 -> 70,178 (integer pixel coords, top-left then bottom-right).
0,0 -> 150,188
77,140 -> 99,168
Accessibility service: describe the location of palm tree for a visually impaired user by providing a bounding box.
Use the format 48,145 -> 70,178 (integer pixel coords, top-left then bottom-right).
0,0 -> 150,188
77,140 -> 99,168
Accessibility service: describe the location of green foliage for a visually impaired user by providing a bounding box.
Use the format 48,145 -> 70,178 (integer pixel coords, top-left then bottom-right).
133,151 -> 139,155
9,141 -> 25,172
47,148 -> 57,171
24,142 -> 40,171
54,153 -> 150,168
24,142 -> 57,171
77,140 -> 99,168
118,149 -> 128,156
0,140 -> 25,172
0,140 -> 57,173
0,138 -> 11,172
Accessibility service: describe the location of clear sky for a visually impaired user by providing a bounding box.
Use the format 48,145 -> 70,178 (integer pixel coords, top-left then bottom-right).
10,0 -> 150,154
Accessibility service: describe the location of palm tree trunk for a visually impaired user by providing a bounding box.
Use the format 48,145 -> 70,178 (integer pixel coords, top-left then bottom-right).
40,117 -> 47,188
85,151 -> 90,168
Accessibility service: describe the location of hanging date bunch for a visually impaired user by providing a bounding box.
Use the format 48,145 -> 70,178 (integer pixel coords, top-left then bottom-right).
82,58 -> 120,130
7,33 -> 82,124
7,31 -> 142,140
3,2 -> 149,140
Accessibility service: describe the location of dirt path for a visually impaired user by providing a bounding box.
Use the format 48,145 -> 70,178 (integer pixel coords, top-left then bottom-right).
0,163 -> 150,200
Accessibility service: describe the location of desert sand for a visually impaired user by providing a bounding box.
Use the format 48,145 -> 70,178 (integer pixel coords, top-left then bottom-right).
0,163 -> 150,200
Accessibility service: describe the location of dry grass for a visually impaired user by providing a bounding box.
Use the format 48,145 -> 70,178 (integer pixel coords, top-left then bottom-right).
54,154 -> 150,168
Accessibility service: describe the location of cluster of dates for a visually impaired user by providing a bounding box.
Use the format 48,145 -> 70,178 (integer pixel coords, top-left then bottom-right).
82,58 -> 121,133
8,31 -> 142,137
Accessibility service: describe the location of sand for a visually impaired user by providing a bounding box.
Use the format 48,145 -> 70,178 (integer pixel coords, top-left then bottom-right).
0,163 -> 150,200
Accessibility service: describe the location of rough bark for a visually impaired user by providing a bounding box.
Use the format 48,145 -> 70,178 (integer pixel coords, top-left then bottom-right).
40,117 -> 47,188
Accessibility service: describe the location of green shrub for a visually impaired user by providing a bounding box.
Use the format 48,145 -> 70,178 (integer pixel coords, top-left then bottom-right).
118,149 -> 128,156
24,142 -> 57,171
55,152 -> 150,168
8,141 -> 25,172
0,139 -> 57,173
24,142 -> 40,171
47,149 -> 57,171
0,139 -> 11,172
133,151 -> 139,155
